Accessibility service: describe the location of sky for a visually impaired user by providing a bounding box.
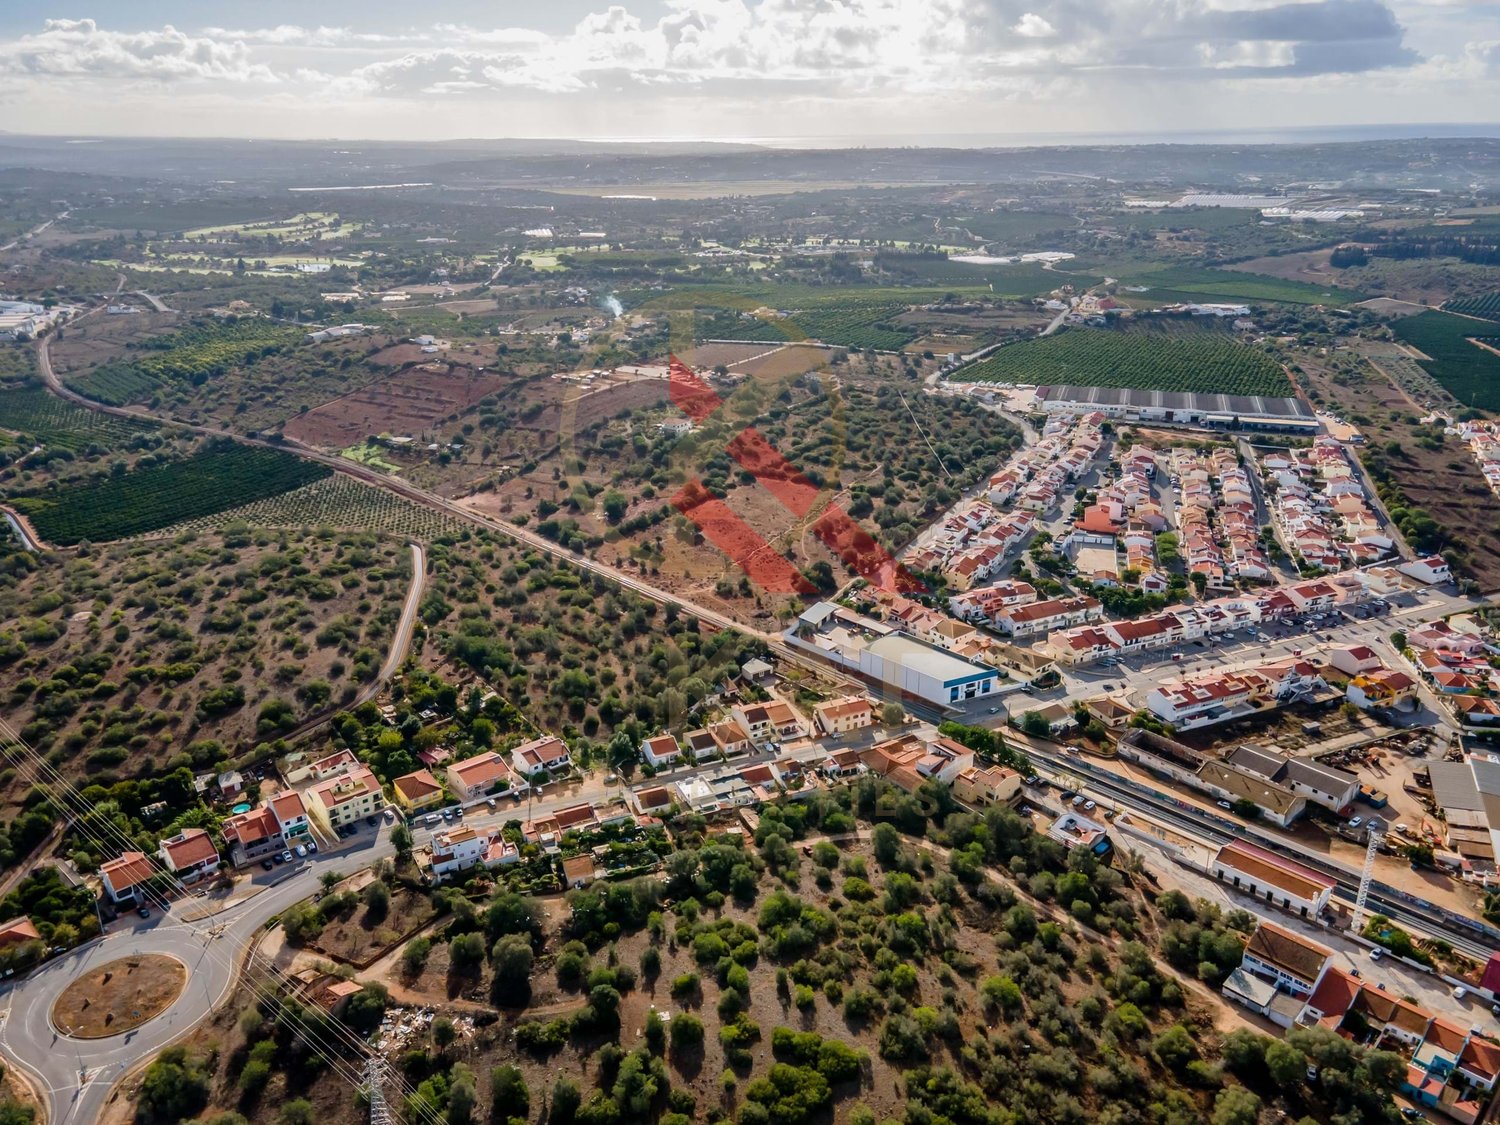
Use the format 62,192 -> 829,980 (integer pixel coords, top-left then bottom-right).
0,1 -> 1495,143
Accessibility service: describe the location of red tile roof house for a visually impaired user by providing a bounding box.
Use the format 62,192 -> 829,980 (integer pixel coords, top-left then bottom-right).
509,735 -> 572,780
445,752 -> 517,802
157,827 -> 221,885
222,806 -> 284,866
100,851 -> 158,904
0,916 -> 42,950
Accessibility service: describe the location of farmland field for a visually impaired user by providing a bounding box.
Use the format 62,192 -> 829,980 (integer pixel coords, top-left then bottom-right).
731,303 -> 918,351
1392,310 -> 1500,409
281,364 -> 507,448
0,388 -> 154,452
1443,292 -> 1500,322
957,326 -> 1293,396
65,318 -> 303,406
1123,265 -> 1364,306
11,443 -> 331,544
156,474 -> 469,541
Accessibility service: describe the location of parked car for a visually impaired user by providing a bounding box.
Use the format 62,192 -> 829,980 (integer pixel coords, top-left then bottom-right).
442,809 -> 454,821
1401,1108 -> 1426,1122
1370,947 -> 1383,961
279,850 -> 293,864
424,814 -> 440,827
1071,795 -> 1086,808
384,808 -> 397,822
307,840 -> 317,854
365,816 -> 378,827
1349,817 -> 1364,829
1083,800 -> 1096,812
1453,986 -> 1468,1001
294,844 -> 307,858
136,905 -> 151,919
272,852 -> 286,865
1217,800 -> 1233,810
260,859 -> 274,871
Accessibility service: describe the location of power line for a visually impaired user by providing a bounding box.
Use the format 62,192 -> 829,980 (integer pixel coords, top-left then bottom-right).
0,723 -> 443,1125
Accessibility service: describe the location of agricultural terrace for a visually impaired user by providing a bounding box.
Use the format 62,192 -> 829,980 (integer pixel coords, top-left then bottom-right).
173,799 -> 1406,1125
1392,310 -> 1500,410
1443,292 -> 1500,322
64,317 -> 304,406
10,442 -> 330,545
958,327 -> 1293,397
0,528 -> 410,799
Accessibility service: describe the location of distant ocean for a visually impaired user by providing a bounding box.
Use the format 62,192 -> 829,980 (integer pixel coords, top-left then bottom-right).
627,123 -> 1500,150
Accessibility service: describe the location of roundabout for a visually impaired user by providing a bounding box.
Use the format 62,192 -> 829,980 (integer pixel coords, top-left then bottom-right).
51,955 -> 188,1039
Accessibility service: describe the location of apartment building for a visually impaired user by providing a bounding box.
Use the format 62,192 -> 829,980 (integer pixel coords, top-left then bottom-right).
306,765 -> 383,830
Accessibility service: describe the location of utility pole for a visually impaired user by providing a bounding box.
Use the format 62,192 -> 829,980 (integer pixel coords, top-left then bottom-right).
1351,824 -> 1384,937
365,1055 -> 393,1125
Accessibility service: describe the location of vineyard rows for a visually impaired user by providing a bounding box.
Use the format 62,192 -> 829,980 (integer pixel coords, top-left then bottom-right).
1443,293 -> 1500,323
12,443 -> 330,545
156,474 -> 469,541
957,327 -> 1293,397
0,388 -> 154,452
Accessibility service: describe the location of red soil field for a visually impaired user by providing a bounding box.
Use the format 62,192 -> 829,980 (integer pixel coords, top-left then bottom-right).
282,364 -> 507,448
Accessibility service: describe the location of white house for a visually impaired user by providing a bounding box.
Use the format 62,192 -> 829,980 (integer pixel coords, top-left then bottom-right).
642,734 -> 684,769
1212,840 -> 1335,919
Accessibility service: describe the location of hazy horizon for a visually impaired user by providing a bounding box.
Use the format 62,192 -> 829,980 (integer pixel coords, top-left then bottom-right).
0,2 -> 1495,143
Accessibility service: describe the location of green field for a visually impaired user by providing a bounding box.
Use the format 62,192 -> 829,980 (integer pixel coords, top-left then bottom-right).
1123,266 -> 1363,306
0,388 -> 154,452
158,474 -> 466,540
11,443 -> 331,545
957,327 -> 1293,397
65,364 -> 163,406
730,303 -> 917,351
1392,310 -> 1500,409
66,318 -> 304,406
1443,293 -> 1500,323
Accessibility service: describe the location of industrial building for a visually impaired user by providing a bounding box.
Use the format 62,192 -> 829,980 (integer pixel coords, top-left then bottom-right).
787,602 -> 999,707
1035,384 -> 1318,433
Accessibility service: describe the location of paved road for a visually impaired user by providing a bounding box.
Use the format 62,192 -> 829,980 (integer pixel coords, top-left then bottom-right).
1015,736 -> 1498,963
34,332 -> 770,647
0,210 -> 68,254
0,769 -> 628,1123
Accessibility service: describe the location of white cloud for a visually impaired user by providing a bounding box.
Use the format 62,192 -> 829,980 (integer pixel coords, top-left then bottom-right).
0,18 -> 281,84
1013,12 -> 1057,37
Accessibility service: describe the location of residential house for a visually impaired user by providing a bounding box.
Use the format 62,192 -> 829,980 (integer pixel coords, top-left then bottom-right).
393,769 -> 445,812
562,854 -> 598,889
814,696 -> 876,735
995,596 -> 1103,639
0,916 -> 41,950
1347,669 -> 1419,711
306,765 -> 383,830
308,749 -> 359,782
1400,556 -> 1453,585
1046,811 -> 1111,855
271,791 -> 310,842
709,720 -> 753,759
428,825 -> 490,880
953,765 -> 1021,807
100,851 -> 157,904
1328,644 -> 1383,678
641,734 -> 684,769
732,701 -> 805,746
511,735 -> 571,779
222,806 -> 284,866
446,752 -> 515,802
157,828 -> 220,884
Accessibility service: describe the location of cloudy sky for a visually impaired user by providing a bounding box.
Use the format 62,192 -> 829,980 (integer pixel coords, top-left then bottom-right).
0,0 -> 1494,143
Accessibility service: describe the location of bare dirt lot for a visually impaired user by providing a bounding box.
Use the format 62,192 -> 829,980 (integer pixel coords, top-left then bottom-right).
729,343 -> 834,380
282,363 -> 507,447
53,955 -> 187,1038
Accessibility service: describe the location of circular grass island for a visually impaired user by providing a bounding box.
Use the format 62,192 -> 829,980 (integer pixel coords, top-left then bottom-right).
52,955 -> 188,1039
